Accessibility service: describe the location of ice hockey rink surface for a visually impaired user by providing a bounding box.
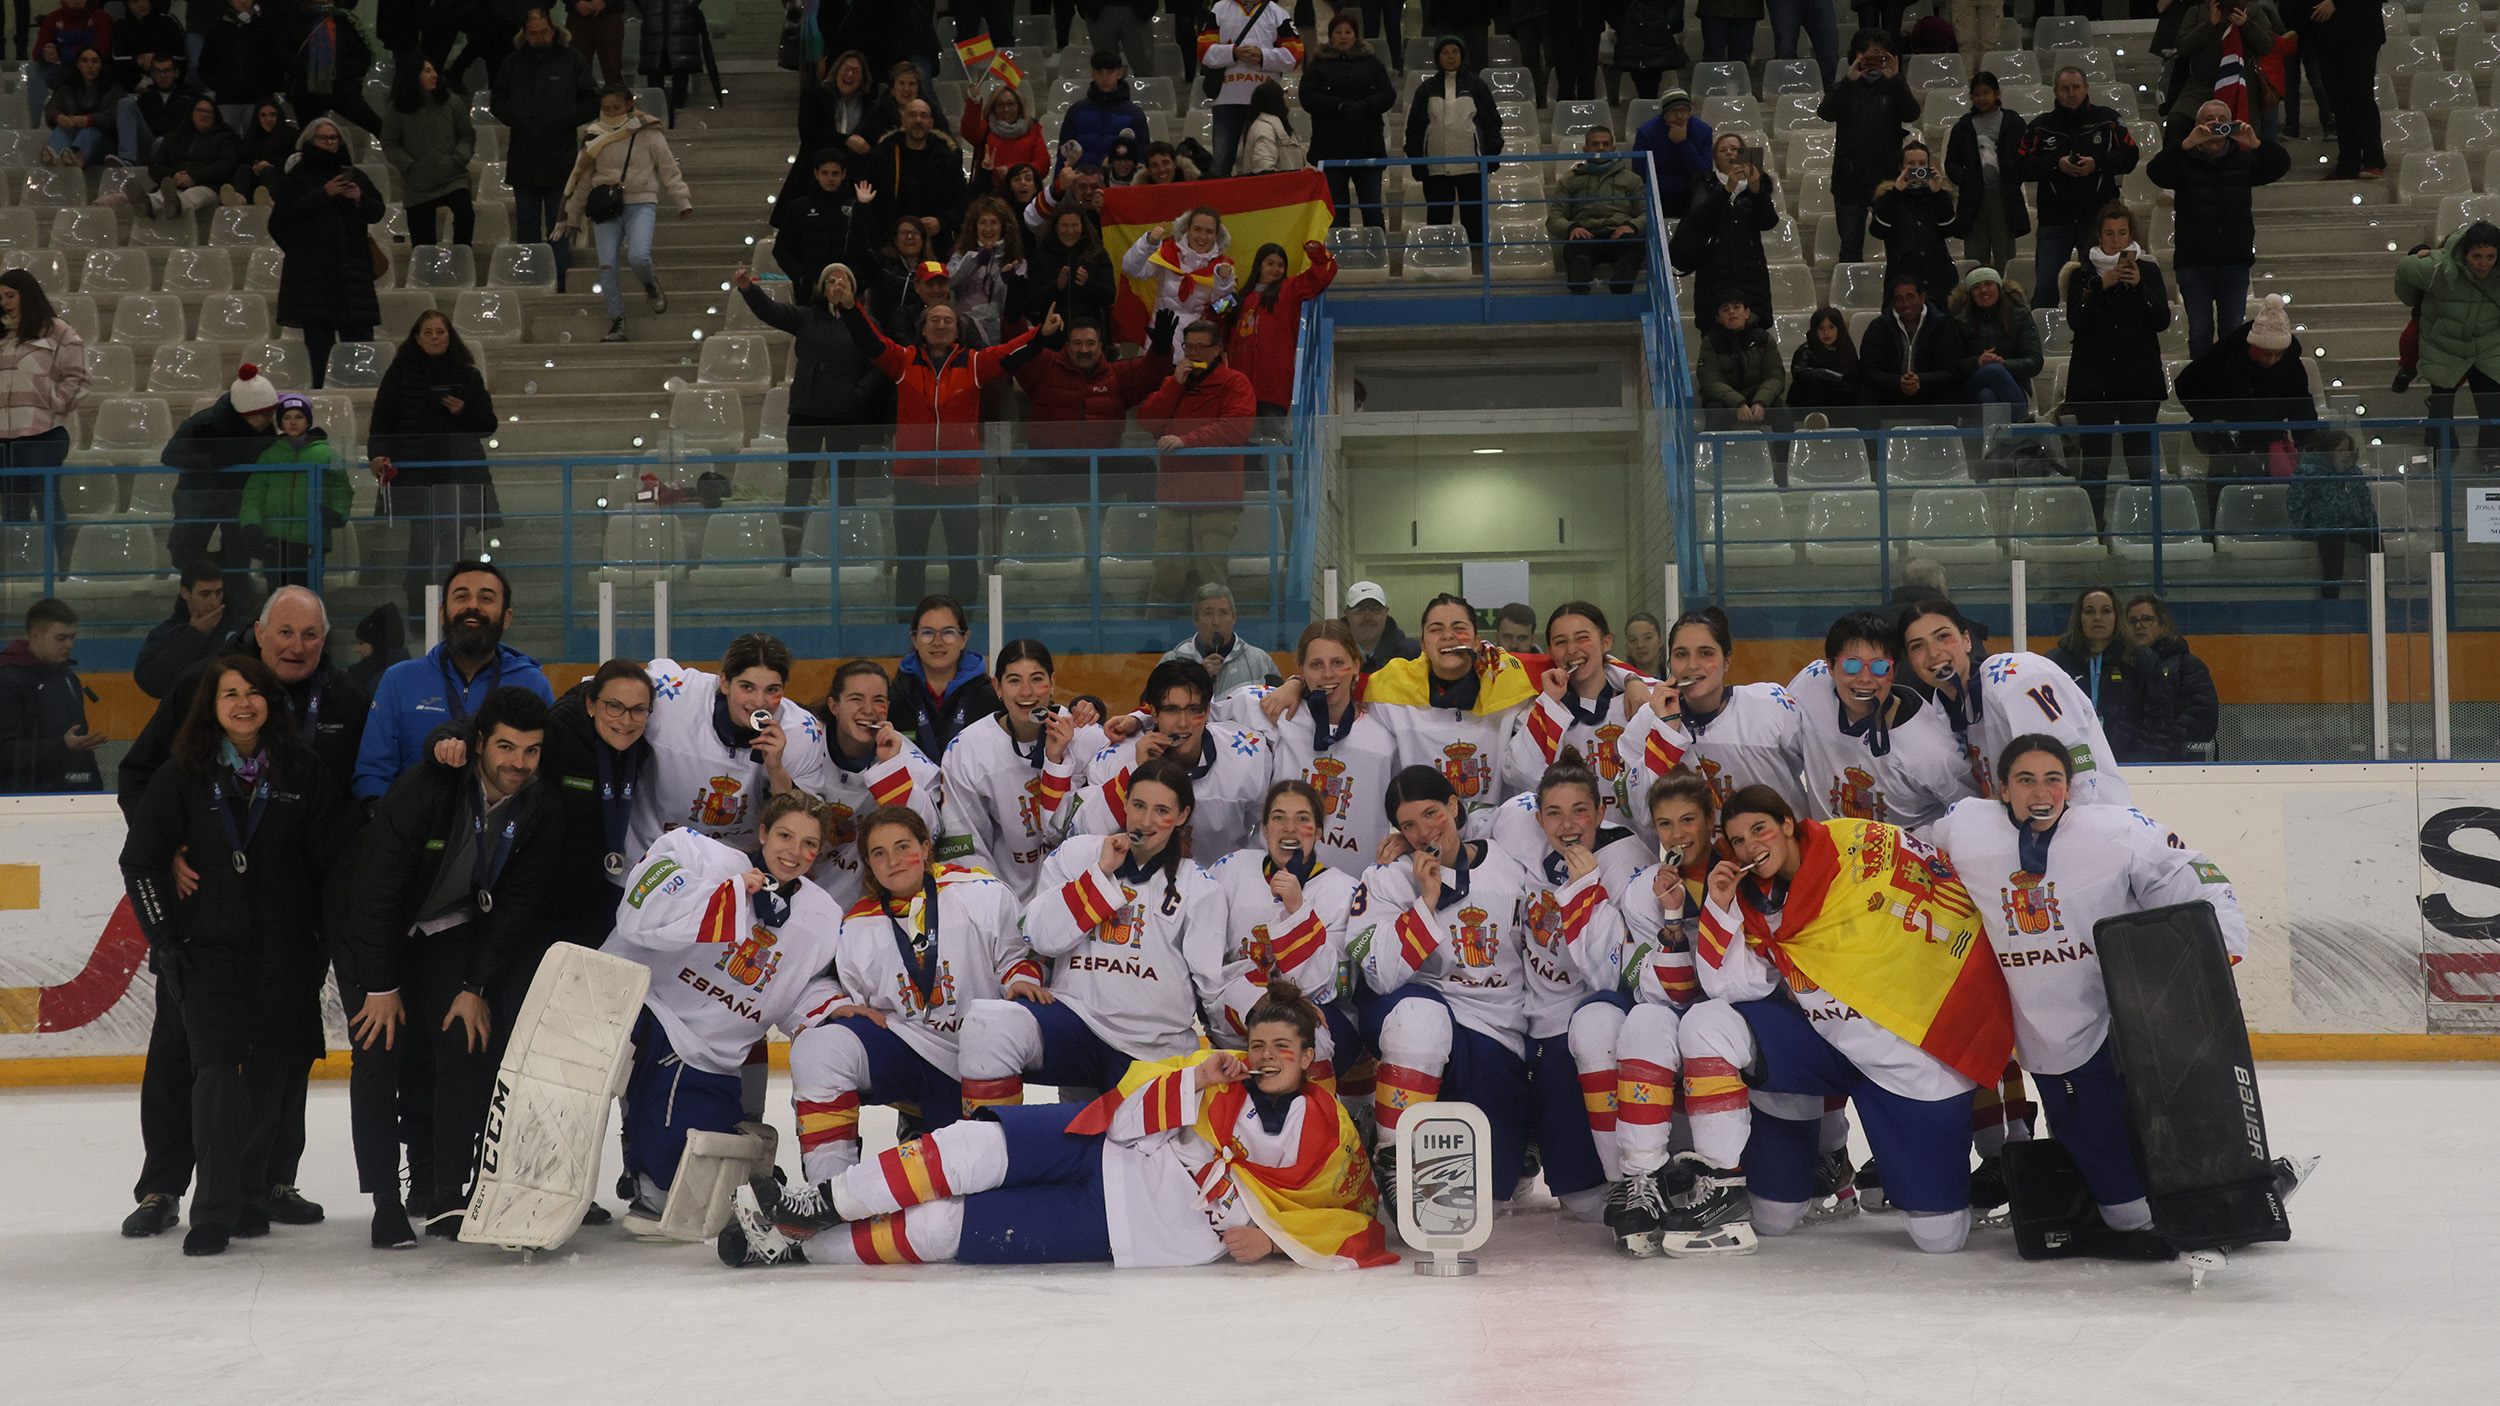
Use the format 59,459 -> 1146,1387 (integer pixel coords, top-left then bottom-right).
2,1062 -> 2490,1406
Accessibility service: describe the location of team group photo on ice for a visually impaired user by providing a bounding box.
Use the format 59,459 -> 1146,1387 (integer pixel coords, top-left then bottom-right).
107,559 -> 2312,1281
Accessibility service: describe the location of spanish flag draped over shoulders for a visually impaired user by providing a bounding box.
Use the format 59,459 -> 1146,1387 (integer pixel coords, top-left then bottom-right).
1097,171 -> 1336,346
839,862 -> 997,921
1702,818 -> 2014,1086
1070,1050 -> 1398,1270
1364,647 -> 1548,713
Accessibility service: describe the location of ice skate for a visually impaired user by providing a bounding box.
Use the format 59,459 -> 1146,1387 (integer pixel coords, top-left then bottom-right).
1503,1166 -> 1559,1214
1857,1157 -> 1894,1212
2184,1246 -> 2228,1288
1369,1141 -> 1398,1211
619,1173 -> 673,1241
1970,1155 -> 2012,1227
1806,1149 -> 1859,1224
1605,1170 -> 1669,1257
717,1193 -> 809,1269
371,1196 -> 417,1250
2272,1155 -> 2320,1203
1655,1154 -> 1759,1258
749,1172 -> 847,1239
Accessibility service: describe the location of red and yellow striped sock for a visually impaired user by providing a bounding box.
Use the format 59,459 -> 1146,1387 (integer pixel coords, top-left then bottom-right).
795,1093 -> 860,1161
845,1213 -> 925,1264
1683,1056 -> 1749,1117
875,1138 -> 954,1210
1337,1054 -> 1379,1099
1373,1063 -> 1440,1131
1616,1058 -> 1677,1130
1578,1067 -> 1619,1132
960,1075 -> 1022,1119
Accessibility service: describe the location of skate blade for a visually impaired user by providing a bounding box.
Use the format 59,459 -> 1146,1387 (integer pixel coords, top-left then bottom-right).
1858,1188 -> 1897,1213
1616,1230 -> 1665,1258
1975,1203 -> 2012,1230
2274,1154 -> 2322,1203
1659,1222 -> 1761,1258
1804,1190 -> 1860,1225
2184,1247 -> 2228,1288
619,1210 -> 673,1242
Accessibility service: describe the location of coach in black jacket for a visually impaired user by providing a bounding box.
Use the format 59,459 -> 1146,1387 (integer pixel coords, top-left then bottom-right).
114,585 -> 366,1242
335,686 -> 561,1245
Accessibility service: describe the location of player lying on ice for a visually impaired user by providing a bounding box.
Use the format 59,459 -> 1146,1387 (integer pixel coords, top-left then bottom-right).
720,977 -> 1398,1270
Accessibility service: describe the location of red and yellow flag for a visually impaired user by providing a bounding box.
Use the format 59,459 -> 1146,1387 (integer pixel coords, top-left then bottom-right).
1096,170 -> 1335,346
953,34 -> 996,71
1700,818 -> 2014,1086
989,52 -> 1026,89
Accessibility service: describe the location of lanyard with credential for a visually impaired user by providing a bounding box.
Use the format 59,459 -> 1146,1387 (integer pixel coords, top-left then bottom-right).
206,773 -> 270,875
887,873 -> 942,1003
297,674 -> 324,745
472,781 -> 520,912
594,743 -> 639,876
440,649 -> 505,727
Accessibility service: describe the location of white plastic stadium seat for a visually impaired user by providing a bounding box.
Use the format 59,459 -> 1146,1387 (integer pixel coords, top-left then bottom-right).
1801,491 -> 1881,565
2005,484 -> 2106,561
688,512 -> 786,585
2107,483 -> 2213,562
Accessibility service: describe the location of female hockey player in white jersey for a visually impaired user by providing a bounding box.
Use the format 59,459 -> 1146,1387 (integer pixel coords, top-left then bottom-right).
1924,735 -> 2248,1250
602,792 -> 848,1233
1063,659 -> 1273,854
1786,611 -> 1973,830
1610,607 -> 1811,818
804,660 -> 942,910
725,978 -> 1395,1271
1508,603 -> 1653,837
1215,620 -> 1398,878
1579,773 -> 1716,1253
786,806 -> 1044,1182
956,757 -> 1231,1115
1662,785 -> 2014,1259
1204,779 -> 1375,1134
1510,747 -> 1647,1223
1899,602 -> 2131,807
1362,593 -> 1549,818
938,641 -> 1085,901
1354,764 -> 1541,1204
634,634 -> 837,856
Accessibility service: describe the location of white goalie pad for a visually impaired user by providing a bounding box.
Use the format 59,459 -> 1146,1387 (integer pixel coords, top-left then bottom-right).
656,1121 -> 779,1242
461,944 -> 651,1250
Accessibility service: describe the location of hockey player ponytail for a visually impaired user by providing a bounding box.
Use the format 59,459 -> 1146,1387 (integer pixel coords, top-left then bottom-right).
1242,974 -> 1322,1048
1127,756 -> 1198,904
1536,744 -> 1603,811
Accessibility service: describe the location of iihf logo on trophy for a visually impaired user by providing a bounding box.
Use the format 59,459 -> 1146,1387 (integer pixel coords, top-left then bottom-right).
1410,1120 -> 1481,1236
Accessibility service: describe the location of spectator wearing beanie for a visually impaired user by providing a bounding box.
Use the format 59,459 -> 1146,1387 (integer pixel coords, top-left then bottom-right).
162,363 -> 281,582
2175,293 -> 2316,497
1633,87 -> 1714,219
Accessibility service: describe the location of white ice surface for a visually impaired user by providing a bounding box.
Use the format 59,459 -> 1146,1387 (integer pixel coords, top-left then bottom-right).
3,1063 -> 2494,1406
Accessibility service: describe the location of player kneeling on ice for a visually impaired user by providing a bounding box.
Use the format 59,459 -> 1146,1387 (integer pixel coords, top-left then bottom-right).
602,793 -> 848,1237
1664,786 -> 2016,1257
787,805 -> 1041,1180
1925,736 -> 2307,1261
724,978 -> 1399,1271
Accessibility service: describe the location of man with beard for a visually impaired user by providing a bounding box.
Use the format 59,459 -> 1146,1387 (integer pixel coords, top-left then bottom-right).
352,561 -> 554,802
339,686 -> 561,1245
113,584 -> 370,1240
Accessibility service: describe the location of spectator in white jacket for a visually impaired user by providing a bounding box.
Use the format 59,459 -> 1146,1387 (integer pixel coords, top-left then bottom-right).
1121,205 -> 1236,364
1234,79 -> 1304,174
1199,0 -> 1304,177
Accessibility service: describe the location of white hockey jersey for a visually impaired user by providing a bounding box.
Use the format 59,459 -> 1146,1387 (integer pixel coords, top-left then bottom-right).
1925,799 -> 2246,1076
1613,683 -> 1812,819
822,864 -> 1043,1078
1513,834 -> 1646,1039
936,713 -> 1078,901
1205,848 -> 1359,1040
603,830 -> 847,1076
633,658 -> 836,856
1929,651 -> 2131,807
1062,726 -> 1275,855
1021,835 -> 1231,1062
1583,855 -> 1710,1009
1363,651 -> 1544,817
1787,661 -> 1974,831
1215,684 -> 1399,878
1508,666 -> 1652,839
804,743 -> 943,911
1350,839 -> 1536,1056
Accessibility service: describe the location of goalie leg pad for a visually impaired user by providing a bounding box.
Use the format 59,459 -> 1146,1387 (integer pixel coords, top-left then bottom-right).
2002,1137 -> 2177,1262
460,945 -> 651,1250
658,1121 -> 780,1241
2095,902 -> 2291,1252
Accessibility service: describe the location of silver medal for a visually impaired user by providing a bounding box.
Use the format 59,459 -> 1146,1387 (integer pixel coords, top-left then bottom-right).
605,852 -> 627,876
476,889 -> 495,914
232,850 -> 249,875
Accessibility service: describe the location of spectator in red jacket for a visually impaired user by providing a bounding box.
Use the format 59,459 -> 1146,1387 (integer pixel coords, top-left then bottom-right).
1224,239 -> 1336,428
960,80 -> 1049,199
1137,319 -> 1258,603
1011,316 -> 1168,504
843,300 -> 1056,609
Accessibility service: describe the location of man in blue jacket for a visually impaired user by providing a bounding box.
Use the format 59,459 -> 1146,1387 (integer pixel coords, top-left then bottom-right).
352,561 -> 554,801
1632,88 -> 1714,217
1056,50 -> 1153,169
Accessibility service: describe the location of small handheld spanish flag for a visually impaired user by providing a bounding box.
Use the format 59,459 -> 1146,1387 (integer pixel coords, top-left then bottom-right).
989,51 -> 1026,89
953,32 -> 996,71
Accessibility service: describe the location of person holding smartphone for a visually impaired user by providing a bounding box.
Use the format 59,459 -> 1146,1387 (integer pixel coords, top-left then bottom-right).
2060,203 -> 2173,528
1815,29 -> 1921,266
267,116 -> 382,389
2016,68 -> 2137,310
2149,99 -> 2292,357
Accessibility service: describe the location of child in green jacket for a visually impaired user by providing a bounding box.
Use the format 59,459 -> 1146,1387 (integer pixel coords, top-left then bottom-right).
237,393 -> 346,586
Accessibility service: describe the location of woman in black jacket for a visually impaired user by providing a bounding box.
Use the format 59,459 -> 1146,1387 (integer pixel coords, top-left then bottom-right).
2060,201 -> 2172,528
734,264 -> 889,534
230,103 -> 299,207
2124,592 -> 2219,761
1302,14 -> 1397,230
269,117 -> 384,388
866,218 -> 933,333
536,659 -> 657,947
120,654 -> 344,1256
1017,204 -> 1116,332
1670,133 -> 1779,331
1868,140 -> 1959,306
779,47 -> 876,214
637,0 -> 709,117
367,310 -> 499,611
1945,73 -> 2031,276
2047,585 -> 2173,764
1788,306 -> 1862,411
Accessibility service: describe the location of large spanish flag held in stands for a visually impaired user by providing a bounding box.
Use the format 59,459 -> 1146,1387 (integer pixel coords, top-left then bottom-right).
1096,170 -> 1335,346
1698,818 -> 2015,1086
